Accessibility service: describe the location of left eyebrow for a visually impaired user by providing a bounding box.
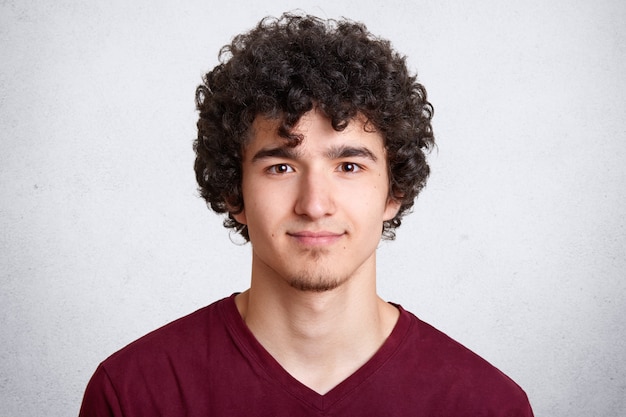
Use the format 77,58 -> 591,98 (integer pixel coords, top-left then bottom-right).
325,145 -> 378,162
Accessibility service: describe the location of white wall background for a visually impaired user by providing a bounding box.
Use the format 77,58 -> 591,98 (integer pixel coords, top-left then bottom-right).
1,0 -> 624,415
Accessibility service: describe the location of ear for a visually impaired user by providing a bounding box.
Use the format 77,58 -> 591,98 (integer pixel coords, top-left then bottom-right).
231,208 -> 247,225
383,197 -> 402,222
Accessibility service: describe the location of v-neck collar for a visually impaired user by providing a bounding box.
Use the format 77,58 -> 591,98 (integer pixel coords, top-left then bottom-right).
219,293 -> 412,412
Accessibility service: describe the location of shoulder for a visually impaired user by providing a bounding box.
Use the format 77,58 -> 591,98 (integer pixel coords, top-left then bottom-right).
100,295 -> 233,373
79,296 -> 239,416
80,297 -> 237,416
392,306 -> 534,415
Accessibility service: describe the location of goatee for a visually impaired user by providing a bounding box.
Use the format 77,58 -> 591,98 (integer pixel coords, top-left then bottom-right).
288,270 -> 342,293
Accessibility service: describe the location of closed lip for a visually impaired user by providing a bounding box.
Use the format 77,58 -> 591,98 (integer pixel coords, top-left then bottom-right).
287,230 -> 345,245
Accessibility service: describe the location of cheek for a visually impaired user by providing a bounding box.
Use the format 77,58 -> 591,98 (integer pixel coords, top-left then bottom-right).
239,195 -> 282,231
343,184 -> 390,217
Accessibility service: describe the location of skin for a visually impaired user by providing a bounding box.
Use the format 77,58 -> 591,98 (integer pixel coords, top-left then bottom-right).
233,108 -> 401,394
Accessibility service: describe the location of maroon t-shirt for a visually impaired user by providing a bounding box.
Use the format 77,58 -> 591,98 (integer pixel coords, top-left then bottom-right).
79,295 -> 533,416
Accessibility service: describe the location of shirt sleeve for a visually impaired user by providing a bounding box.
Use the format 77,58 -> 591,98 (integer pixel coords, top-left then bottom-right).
78,364 -> 124,417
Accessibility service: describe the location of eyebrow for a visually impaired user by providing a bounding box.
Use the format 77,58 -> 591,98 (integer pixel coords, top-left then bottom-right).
251,145 -> 378,163
326,145 -> 378,162
251,146 -> 302,162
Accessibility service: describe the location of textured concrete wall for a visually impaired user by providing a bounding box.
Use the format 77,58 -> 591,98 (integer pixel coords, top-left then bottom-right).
1,0 -> 625,416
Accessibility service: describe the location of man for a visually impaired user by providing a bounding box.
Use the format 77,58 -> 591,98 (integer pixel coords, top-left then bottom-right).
79,13 -> 533,416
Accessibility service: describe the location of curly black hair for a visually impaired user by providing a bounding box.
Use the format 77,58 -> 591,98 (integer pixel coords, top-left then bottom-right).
194,12 -> 434,241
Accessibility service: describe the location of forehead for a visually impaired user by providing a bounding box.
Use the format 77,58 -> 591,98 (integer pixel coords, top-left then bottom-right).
245,111 -> 384,156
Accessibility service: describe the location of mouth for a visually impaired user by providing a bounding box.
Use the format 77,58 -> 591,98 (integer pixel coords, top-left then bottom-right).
287,231 -> 345,246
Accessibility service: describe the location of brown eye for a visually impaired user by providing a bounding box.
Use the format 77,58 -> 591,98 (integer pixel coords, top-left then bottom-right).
268,164 -> 294,174
339,162 -> 360,173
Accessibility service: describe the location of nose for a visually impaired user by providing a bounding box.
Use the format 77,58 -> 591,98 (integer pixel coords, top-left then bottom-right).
294,171 -> 336,219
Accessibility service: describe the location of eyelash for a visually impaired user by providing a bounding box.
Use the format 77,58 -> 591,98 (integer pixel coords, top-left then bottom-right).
266,162 -> 363,175
338,162 -> 361,173
267,164 -> 294,174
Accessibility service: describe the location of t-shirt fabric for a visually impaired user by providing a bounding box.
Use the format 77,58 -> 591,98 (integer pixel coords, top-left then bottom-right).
79,295 -> 533,416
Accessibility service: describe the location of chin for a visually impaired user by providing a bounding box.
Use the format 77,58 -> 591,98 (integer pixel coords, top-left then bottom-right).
288,274 -> 343,293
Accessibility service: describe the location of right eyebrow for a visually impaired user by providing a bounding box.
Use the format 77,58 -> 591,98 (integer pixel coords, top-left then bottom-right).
251,146 -> 301,162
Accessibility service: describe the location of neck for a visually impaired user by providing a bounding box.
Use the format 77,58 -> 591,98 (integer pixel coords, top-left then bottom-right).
235,256 -> 399,394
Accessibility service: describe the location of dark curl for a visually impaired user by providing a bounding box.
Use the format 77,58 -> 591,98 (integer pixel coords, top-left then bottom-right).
194,12 -> 434,241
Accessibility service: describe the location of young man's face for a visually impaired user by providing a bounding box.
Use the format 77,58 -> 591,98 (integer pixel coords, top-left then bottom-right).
233,109 -> 400,292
